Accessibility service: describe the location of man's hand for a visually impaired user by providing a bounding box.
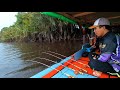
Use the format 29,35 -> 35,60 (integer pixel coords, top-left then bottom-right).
91,44 -> 96,48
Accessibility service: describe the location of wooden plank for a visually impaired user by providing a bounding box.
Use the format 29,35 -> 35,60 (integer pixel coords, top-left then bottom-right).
57,12 -> 81,23
73,12 -> 96,17
108,16 -> 120,19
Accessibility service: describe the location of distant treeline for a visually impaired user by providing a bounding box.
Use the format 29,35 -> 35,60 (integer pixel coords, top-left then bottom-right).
0,12 -> 83,43
0,12 -> 119,43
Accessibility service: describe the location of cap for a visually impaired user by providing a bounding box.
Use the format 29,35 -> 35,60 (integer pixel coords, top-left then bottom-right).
89,17 -> 110,29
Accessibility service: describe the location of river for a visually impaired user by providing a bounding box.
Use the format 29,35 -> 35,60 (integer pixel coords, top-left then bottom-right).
0,40 -> 83,78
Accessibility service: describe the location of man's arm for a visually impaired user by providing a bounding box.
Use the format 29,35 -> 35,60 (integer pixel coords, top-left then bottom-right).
98,40 -> 117,62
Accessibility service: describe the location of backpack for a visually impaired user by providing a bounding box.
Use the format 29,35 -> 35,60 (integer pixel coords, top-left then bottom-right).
110,34 -> 120,72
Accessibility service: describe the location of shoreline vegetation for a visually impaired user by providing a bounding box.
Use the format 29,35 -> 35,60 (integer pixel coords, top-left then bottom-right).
0,12 -> 119,43
0,12 -> 84,43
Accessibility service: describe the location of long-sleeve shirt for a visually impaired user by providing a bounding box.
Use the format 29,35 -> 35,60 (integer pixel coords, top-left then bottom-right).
98,32 -> 117,62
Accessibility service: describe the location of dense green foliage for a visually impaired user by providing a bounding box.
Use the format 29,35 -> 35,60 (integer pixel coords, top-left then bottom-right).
0,12 -> 82,42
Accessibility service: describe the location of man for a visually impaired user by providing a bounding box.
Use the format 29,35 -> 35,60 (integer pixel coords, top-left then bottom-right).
88,17 -> 117,76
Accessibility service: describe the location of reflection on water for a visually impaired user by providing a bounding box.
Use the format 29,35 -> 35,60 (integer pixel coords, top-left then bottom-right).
0,40 -> 82,78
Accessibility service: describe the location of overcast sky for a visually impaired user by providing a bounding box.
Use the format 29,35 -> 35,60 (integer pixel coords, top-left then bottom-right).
0,12 -> 18,31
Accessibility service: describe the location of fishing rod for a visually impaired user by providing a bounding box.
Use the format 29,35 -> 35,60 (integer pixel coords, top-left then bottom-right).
44,51 -> 89,66
42,52 -> 63,60
107,72 -> 120,78
26,56 -> 83,76
43,51 -> 90,68
26,59 -> 75,78
42,52 -> 87,73
38,57 -> 84,75
47,51 -> 66,58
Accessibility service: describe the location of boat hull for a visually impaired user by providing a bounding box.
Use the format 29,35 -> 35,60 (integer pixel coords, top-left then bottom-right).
31,55 -> 118,78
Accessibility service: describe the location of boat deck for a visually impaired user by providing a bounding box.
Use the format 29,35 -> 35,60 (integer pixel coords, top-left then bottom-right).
31,56 -> 118,78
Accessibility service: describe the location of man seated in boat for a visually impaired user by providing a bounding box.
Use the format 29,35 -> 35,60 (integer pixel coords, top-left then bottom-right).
88,17 -> 118,76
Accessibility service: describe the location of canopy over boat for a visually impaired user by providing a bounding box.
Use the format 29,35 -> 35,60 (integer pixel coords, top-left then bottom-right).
41,12 -> 120,26
40,12 -> 77,24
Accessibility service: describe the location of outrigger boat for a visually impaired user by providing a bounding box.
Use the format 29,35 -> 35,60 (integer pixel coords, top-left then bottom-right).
30,47 -> 119,78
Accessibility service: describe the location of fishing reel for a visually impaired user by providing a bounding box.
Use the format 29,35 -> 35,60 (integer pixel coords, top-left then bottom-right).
91,52 -> 99,60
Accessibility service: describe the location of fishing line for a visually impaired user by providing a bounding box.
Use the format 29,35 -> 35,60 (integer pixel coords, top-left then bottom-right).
26,60 -> 75,78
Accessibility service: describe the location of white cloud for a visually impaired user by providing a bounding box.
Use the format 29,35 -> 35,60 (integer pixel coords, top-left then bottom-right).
0,12 -> 18,31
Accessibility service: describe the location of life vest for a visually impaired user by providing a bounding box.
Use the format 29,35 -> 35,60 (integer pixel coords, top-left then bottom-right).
110,34 -> 120,72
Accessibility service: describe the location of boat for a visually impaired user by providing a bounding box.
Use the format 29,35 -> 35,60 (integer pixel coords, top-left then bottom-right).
30,12 -> 120,78
30,47 -> 119,78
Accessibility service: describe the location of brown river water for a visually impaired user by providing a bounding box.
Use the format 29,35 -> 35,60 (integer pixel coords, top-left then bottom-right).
0,40 -> 83,78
